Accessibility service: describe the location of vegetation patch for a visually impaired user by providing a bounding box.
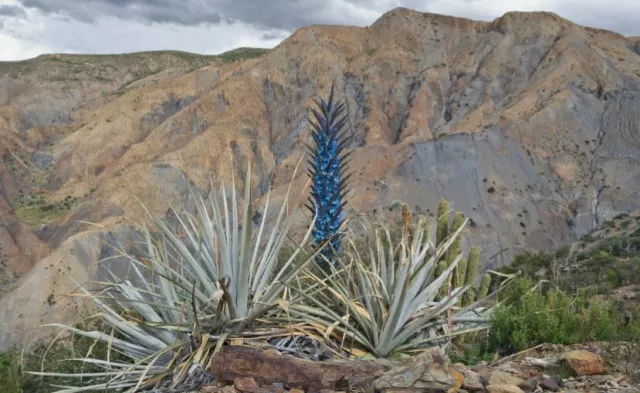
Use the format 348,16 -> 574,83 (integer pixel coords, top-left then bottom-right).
10,193 -> 77,226
218,47 -> 270,63
0,322 -> 128,393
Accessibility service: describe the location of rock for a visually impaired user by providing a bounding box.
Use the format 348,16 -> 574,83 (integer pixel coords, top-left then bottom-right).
222,386 -> 239,393
517,377 -> 539,392
561,350 -> 606,376
589,375 -> 615,384
265,384 -> 287,393
200,387 -> 221,393
31,152 -> 54,169
235,377 -> 261,393
489,371 -> 524,386
373,348 -> 462,393
210,345 -> 391,391
539,377 -> 559,391
462,369 -> 486,392
486,385 -> 525,393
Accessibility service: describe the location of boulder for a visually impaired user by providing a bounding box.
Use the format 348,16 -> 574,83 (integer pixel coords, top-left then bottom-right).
561,350 -> 606,376
373,350 -> 463,393
461,369 -> 486,392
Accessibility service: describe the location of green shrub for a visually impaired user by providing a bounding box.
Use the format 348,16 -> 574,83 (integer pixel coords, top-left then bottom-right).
487,278 -> 640,354
0,323 -> 129,393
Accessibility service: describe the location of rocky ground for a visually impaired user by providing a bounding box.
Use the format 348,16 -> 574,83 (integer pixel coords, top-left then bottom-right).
184,342 -> 639,393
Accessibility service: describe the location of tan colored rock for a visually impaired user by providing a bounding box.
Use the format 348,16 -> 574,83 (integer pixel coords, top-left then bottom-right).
450,369 -> 465,393
489,371 -> 524,386
486,385 -> 525,393
200,387 -> 222,393
235,377 -> 260,393
462,369 -> 486,392
263,386 -> 287,393
222,386 -> 239,393
374,348 -> 461,393
561,350 -> 606,376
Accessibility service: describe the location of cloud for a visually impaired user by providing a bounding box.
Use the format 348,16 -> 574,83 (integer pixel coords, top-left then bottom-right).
13,0 -> 640,35
17,0 -> 386,30
1,0 -> 640,61
20,0 -> 223,25
0,4 -> 27,18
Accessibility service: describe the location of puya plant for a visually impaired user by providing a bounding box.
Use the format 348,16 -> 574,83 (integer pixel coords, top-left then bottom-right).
29,159 -> 322,392
282,203 -> 513,358
305,83 -> 352,273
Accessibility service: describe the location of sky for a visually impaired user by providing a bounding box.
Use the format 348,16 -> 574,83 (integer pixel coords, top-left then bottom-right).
1,0 -> 639,62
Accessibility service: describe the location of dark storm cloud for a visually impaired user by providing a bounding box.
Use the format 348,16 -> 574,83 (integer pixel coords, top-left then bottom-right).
21,0 -> 222,25
0,5 -> 27,18
17,0 -> 378,30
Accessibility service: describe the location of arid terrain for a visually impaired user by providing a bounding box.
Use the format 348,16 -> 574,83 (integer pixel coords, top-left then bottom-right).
1,7 -> 640,350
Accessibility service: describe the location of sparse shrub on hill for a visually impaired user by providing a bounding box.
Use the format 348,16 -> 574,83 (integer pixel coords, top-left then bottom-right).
488,278 -> 640,354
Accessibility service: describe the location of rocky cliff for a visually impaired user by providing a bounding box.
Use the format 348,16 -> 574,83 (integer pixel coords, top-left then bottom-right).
1,8 -> 640,349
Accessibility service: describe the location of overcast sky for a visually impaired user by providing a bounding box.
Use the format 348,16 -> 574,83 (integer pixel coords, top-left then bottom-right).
1,0 -> 639,61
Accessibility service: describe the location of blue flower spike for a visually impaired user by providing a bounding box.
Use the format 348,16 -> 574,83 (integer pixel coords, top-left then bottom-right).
305,82 -> 353,273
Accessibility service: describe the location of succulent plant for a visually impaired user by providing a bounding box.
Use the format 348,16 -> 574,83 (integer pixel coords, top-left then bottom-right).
435,260 -> 449,299
436,199 -> 450,250
462,247 -> 480,306
305,83 -> 352,272
450,212 -> 465,286
402,203 -> 414,244
478,273 -> 492,300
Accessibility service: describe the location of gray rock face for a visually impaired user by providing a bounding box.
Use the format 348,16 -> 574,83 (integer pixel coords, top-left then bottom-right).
394,129 -> 572,267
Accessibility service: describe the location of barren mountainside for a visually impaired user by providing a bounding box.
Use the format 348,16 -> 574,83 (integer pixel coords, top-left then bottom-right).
1,7 -> 640,349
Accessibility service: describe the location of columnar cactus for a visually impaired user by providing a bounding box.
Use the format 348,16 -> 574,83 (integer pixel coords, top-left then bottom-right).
478,273 -> 492,300
305,83 -> 352,272
449,212 -> 465,286
435,260 -> 449,300
402,203 -> 414,244
436,199 -> 450,250
462,247 -> 480,307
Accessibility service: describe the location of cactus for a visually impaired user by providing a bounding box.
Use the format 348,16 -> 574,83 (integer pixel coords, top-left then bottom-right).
478,273 -> 491,300
434,260 -> 449,300
462,247 -> 480,307
435,199 -> 449,251
421,216 -> 430,246
449,212 -> 465,285
305,83 -> 352,272
402,203 -> 414,244
455,258 -> 467,289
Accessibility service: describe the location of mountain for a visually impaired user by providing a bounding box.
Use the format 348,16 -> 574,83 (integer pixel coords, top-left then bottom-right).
1,7 -> 640,350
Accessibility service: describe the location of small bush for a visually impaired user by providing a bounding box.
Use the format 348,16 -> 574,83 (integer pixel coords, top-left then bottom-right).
487,278 -> 640,354
0,323 -> 128,393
